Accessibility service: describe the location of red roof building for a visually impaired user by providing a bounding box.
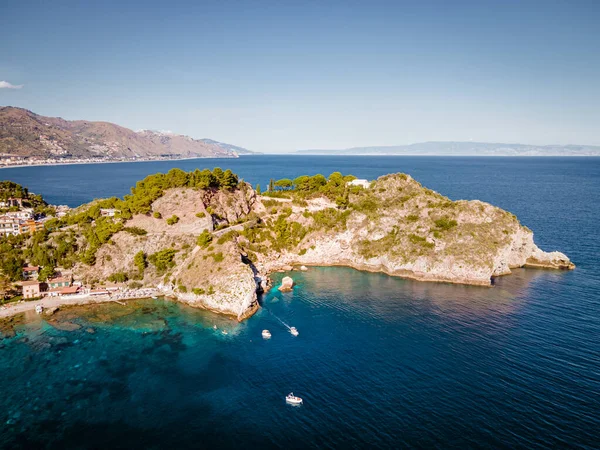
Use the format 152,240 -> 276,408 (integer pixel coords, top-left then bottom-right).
60,286 -> 79,296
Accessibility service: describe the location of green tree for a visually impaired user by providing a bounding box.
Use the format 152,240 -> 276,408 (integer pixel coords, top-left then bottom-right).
38,265 -> 55,282
166,215 -> 180,225
1,254 -> 25,281
197,230 -> 213,248
108,272 -> 129,283
134,251 -> 147,274
148,249 -> 177,273
212,167 -> 225,184
221,169 -> 238,189
256,184 -> 261,195
274,179 -> 294,190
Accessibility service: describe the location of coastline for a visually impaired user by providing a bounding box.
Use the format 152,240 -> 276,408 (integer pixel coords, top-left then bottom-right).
0,289 -> 159,320
266,262 -> 494,287
0,155 -> 241,171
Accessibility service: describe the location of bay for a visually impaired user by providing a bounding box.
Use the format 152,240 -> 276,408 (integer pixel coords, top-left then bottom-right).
1,156 -> 599,449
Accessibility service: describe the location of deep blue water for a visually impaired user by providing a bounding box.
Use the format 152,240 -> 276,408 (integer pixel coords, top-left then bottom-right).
1,156 -> 599,449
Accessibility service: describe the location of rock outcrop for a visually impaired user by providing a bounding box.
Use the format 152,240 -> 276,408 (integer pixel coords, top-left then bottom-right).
278,276 -> 294,292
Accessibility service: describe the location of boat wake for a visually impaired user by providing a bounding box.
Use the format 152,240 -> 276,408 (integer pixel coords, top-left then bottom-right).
265,308 -> 298,335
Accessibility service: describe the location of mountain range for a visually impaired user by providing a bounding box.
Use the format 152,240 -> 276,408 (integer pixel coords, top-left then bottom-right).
295,141 -> 600,156
0,106 -> 255,160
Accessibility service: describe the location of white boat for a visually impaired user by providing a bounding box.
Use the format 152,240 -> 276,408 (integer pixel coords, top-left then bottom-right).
286,393 -> 303,405
262,329 -> 272,339
35,305 -> 43,314
290,327 -> 299,336
222,330 -> 228,335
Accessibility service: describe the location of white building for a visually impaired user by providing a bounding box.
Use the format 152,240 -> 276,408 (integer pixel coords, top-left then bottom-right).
348,179 -> 370,189
0,217 -> 21,236
100,208 -> 116,217
5,208 -> 33,220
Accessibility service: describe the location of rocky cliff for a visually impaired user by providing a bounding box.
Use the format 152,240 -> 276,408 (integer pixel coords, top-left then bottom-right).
71,171 -> 574,320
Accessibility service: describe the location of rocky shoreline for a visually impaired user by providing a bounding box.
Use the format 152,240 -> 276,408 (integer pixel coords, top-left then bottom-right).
4,170 -> 573,324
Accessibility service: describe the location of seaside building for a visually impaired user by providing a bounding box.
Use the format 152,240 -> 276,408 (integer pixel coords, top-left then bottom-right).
22,266 -> 39,279
60,286 -> 80,296
22,281 -> 41,299
47,276 -> 72,289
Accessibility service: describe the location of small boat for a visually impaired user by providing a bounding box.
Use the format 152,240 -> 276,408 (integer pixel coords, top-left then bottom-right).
151,296 -> 158,299
35,305 -> 43,314
290,327 -> 299,336
262,329 -> 271,339
222,330 -> 228,335
286,393 -> 303,405
213,325 -> 217,330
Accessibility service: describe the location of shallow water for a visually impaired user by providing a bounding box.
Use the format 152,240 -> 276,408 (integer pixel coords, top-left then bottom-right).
1,156 -> 599,448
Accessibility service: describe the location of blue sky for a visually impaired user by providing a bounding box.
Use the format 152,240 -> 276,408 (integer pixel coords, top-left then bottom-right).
1,0 -> 599,152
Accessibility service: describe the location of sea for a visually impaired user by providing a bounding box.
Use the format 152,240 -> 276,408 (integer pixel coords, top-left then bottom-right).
1,156 -> 599,449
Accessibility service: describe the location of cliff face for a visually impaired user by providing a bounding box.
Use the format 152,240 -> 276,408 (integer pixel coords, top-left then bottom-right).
72,172 -> 574,320
74,186 -> 260,319
253,174 -> 574,286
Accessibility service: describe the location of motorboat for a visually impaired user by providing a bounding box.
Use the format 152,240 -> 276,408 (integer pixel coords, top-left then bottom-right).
286,393 -> 303,405
290,327 -> 299,336
262,329 -> 272,339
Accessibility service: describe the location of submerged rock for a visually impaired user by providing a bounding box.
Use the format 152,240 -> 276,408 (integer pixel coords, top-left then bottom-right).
44,306 -> 59,316
48,321 -> 82,331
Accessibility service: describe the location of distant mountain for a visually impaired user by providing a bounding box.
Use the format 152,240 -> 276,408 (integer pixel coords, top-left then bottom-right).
200,138 -> 257,155
295,141 -> 600,156
0,106 -> 246,160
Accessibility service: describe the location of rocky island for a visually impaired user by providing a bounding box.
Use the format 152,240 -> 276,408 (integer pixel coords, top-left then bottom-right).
0,169 -> 574,321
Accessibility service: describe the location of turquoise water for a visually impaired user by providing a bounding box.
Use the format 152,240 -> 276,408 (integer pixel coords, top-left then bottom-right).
1,156 -> 599,448
1,267 -> 598,448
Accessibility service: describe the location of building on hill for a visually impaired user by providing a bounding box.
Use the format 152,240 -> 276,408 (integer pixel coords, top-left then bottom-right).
349,179 -> 370,189
5,209 -> 33,220
100,208 -> 116,217
0,198 -> 24,208
22,265 -> 39,279
0,211 -> 43,237
19,219 -> 44,235
0,217 -> 21,236
22,280 -> 41,299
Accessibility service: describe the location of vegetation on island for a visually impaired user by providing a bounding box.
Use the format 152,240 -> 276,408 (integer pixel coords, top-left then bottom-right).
0,166 -> 532,303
